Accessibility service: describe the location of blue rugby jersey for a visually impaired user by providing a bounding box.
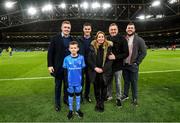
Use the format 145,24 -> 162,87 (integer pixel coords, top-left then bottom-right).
63,54 -> 86,86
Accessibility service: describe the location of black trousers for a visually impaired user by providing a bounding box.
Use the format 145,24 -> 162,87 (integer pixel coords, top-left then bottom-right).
81,68 -> 91,98
94,74 -> 107,104
84,68 -> 91,97
55,77 -> 68,106
122,64 -> 139,100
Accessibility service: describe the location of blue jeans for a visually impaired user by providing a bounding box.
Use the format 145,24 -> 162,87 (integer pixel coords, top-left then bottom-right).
114,70 -> 122,100
107,70 -> 122,100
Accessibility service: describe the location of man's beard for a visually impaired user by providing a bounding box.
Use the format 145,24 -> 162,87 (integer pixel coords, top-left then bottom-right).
127,32 -> 135,36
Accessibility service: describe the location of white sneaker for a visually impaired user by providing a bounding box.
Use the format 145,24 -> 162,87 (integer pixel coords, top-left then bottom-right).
107,96 -> 113,101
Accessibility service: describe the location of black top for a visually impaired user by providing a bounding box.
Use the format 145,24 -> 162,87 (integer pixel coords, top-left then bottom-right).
107,34 -> 129,72
96,45 -> 104,68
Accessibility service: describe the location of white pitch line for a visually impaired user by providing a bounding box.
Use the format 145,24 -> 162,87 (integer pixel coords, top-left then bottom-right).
0,76 -> 53,81
0,69 -> 180,81
140,69 -> 180,74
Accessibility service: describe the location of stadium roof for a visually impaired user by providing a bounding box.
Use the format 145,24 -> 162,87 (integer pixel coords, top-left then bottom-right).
0,0 -> 179,29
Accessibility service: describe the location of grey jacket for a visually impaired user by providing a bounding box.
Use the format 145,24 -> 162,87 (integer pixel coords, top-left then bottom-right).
130,34 -> 147,65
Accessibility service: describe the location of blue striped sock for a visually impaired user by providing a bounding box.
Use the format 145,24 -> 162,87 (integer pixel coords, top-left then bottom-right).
76,96 -> 81,111
68,96 -> 73,111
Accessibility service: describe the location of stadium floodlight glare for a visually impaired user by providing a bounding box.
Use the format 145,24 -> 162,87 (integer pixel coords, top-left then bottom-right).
27,7 -> 37,16
156,14 -> 164,18
137,14 -> 153,20
151,1 -> 161,7
42,4 -> 53,12
59,3 -> 66,9
80,2 -> 89,9
146,15 -> 153,19
91,2 -> 101,9
168,0 -> 178,4
5,1 -> 16,9
136,15 -> 145,20
72,4 -> 78,8
102,3 -> 111,9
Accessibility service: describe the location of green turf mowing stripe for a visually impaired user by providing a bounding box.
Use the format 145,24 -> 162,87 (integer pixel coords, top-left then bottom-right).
0,69 -> 180,81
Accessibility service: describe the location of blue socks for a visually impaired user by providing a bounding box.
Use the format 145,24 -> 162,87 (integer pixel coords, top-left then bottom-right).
68,95 -> 81,111
68,96 -> 73,111
76,96 -> 81,111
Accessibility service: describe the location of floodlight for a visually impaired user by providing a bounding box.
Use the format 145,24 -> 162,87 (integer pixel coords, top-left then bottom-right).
102,3 -> 111,9
91,2 -> 100,9
152,1 -> 161,7
168,0 -> 178,4
59,3 -> 66,9
27,7 -> 37,16
42,4 -> 53,12
137,15 -> 145,20
5,1 -> 16,9
72,4 -> 78,8
156,14 -> 163,18
146,15 -> 153,19
80,2 -> 89,9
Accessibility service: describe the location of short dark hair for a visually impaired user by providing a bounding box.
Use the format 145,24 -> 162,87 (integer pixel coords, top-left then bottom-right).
69,41 -> 79,47
83,22 -> 92,28
109,23 -> 118,28
127,22 -> 135,26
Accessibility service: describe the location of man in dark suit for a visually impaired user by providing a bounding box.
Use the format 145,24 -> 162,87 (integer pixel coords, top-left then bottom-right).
47,20 -> 74,111
78,22 -> 93,103
121,22 -> 147,106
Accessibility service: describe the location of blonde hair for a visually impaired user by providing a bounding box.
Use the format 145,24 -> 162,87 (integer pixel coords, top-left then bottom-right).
93,31 -> 109,50
61,20 -> 71,26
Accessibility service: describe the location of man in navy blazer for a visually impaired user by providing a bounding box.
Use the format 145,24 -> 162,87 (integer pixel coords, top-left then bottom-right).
47,20 -> 74,111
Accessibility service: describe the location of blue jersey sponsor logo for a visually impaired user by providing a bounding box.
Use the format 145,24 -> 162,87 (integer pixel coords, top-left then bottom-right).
63,54 -> 86,86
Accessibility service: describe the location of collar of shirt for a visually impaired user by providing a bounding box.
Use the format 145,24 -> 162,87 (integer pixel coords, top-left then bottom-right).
84,35 -> 91,39
126,35 -> 134,44
61,32 -> 70,38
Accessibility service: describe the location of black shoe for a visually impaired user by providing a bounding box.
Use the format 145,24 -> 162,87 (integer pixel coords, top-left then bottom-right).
116,99 -> 122,107
132,99 -> 138,107
55,105 -> 61,112
95,106 -> 99,112
64,100 -> 69,106
85,96 -> 92,103
75,110 -> 83,118
121,95 -> 129,101
95,103 -> 100,112
67,110 -> 73,119
99,103 -> 104,112
104,97 -> 107,101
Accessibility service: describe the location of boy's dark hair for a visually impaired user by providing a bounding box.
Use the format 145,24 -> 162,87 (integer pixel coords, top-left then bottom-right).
69,41 -> 79,47
83,22 -> 92,28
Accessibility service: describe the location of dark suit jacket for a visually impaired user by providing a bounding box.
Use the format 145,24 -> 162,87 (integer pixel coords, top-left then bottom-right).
130,34 -> 147,65
47,33 -> 74,79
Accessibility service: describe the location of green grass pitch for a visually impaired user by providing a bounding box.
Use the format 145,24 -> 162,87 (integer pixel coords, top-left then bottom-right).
0,50 -> 180,122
